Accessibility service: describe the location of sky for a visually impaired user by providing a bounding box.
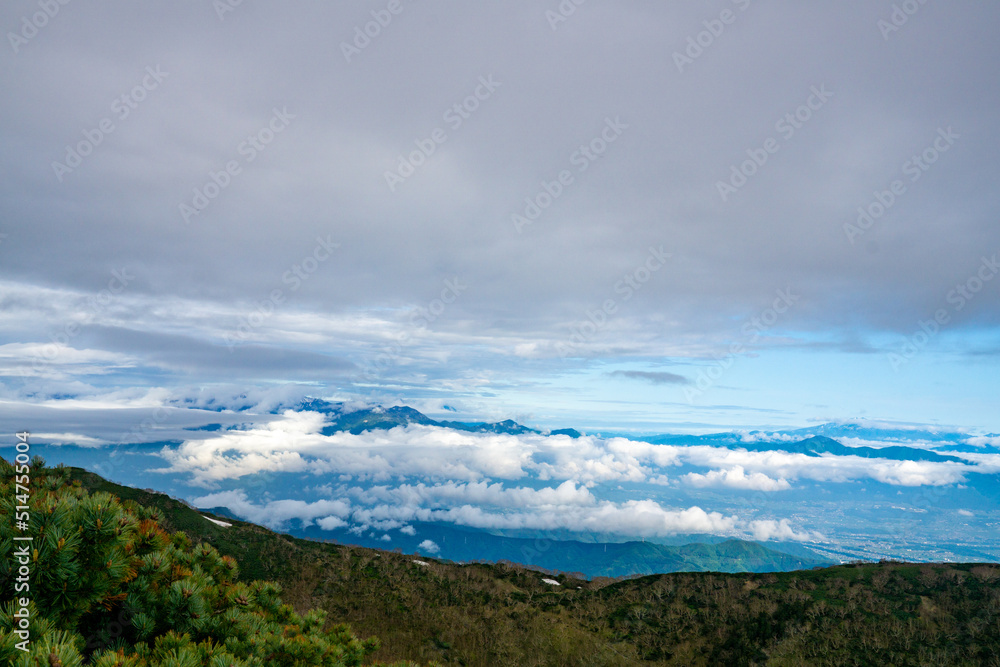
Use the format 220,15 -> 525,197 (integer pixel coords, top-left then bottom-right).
2,0 -> 999,436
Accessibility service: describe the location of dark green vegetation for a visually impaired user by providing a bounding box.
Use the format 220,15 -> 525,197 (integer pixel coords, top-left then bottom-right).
0,459 -> 414,666
21,464 -> 994,666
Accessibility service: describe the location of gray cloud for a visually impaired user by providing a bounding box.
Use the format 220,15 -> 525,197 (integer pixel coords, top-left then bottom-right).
609,370 -> 692,385
1,1 -> 999,430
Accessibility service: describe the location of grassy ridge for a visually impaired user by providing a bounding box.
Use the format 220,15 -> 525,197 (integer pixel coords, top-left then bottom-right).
69,467 -> 1000,666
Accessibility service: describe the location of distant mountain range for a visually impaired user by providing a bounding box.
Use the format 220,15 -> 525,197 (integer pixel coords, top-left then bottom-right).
789,421 -> 974,443
270,400 -> 977,465
739,435 -> 965,463
201,511 -> 833,579
290,399 -> 583,437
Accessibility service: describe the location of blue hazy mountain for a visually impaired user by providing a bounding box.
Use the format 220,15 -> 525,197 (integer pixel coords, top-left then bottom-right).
788,422 -> 970,444
737,435 -> 966,463
290,399 -> 580,437
620,429 -> 993,460
437,418 -> 539,435
319,405 -> 438,435
291,401 -> 982,463
199,511 -> 833,578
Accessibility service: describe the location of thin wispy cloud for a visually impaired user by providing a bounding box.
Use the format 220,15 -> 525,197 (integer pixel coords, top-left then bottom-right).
609,370 -> 692,386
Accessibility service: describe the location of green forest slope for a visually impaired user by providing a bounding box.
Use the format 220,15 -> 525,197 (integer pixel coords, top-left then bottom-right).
55,464 -> 1000,666
66,469 -> 1000,667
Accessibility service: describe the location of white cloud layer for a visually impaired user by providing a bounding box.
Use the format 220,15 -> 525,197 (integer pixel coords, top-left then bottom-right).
190,486 -> 820,543
158,410 -> 1000,544
159,412 -> 980,491
684,466 -> 792,491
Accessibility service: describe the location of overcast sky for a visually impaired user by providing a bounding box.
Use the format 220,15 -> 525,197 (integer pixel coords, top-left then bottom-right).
2,0 -> 999,434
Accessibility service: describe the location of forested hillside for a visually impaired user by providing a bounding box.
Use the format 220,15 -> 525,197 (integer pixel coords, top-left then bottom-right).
3,460 -> 999,666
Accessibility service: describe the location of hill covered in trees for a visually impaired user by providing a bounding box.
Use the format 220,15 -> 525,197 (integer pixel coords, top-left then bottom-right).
0,457 -> 412,666
3,459 -> 1000,666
